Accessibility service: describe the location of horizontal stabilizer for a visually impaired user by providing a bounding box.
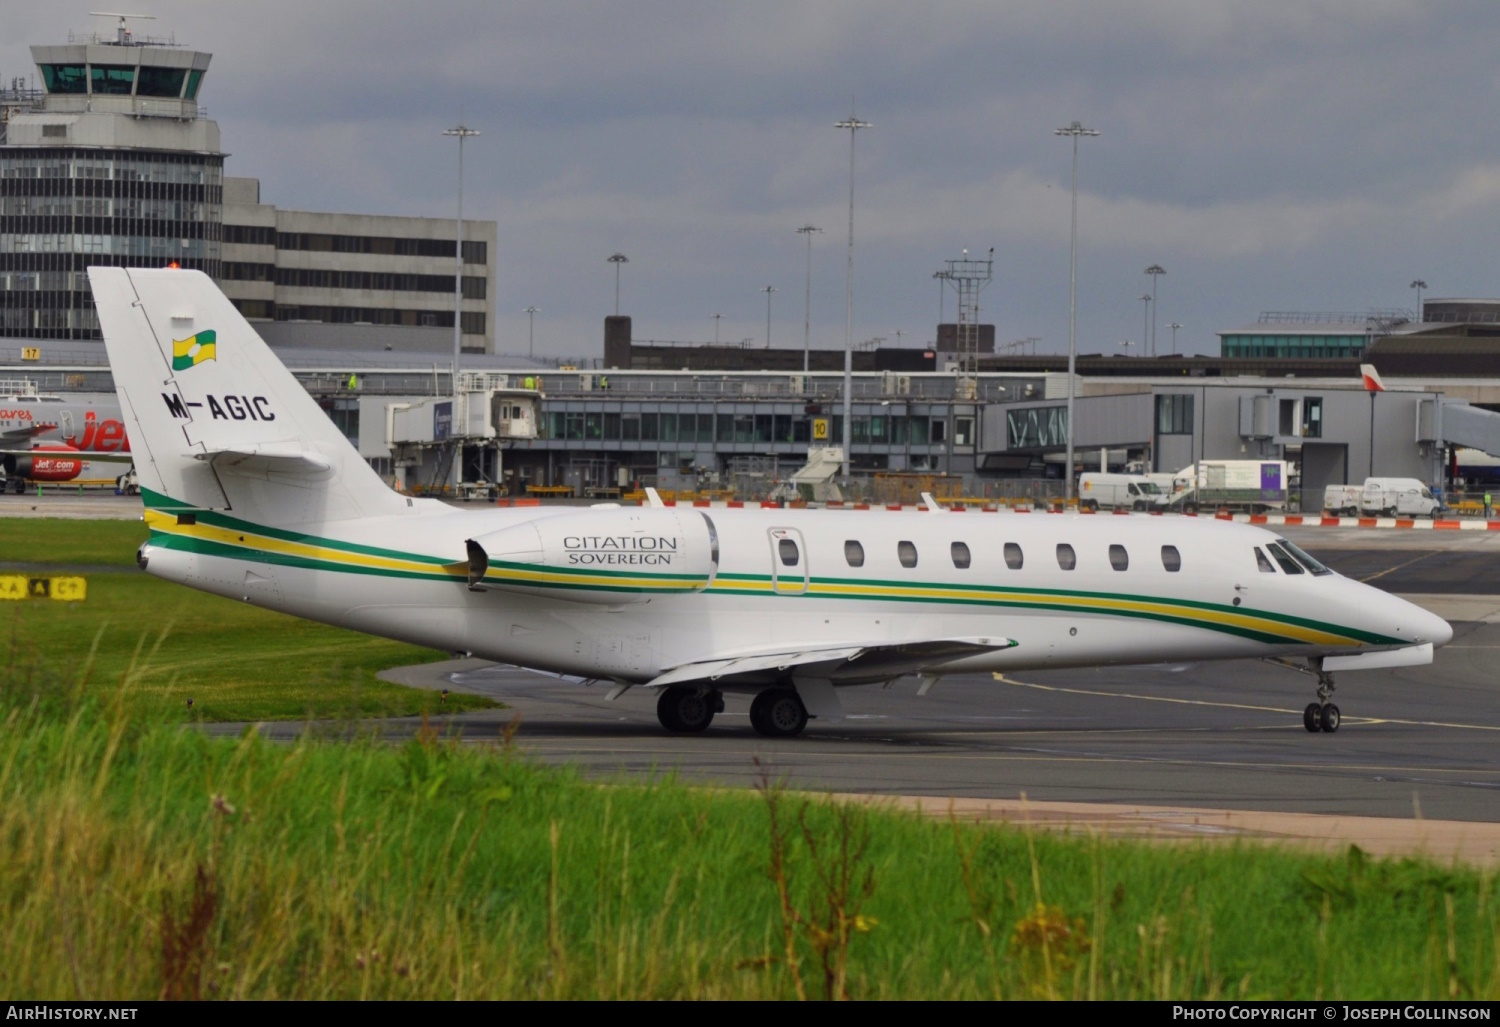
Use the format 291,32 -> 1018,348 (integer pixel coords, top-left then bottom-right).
1322,642 -> 1432,672
198,445 -> 333,476
645,636 -> 1016,690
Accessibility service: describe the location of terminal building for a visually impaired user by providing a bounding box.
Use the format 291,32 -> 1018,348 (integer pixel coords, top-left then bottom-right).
0,19 -> 496,351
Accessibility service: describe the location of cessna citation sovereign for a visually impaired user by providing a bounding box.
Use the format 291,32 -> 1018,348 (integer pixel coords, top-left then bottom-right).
91,268 -> 1452,738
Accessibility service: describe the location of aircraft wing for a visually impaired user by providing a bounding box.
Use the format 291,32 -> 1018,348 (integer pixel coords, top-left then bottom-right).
644,636 -> 1017,690
0,424 -> 56,446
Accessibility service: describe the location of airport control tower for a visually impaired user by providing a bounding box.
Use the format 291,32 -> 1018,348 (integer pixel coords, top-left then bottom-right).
0,16 -> 222,340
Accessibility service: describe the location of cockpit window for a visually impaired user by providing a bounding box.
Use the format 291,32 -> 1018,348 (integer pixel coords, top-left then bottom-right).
1276,538 -> 1332,576
1255,547 -> 1276,573
1265,542 -> 1304,575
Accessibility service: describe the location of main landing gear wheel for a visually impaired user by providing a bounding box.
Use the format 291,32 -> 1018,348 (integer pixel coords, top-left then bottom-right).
750,688 -> 808,738
1303,703 -> 1322,733
1319,703 -> 1341,733
657,686 -> 720,733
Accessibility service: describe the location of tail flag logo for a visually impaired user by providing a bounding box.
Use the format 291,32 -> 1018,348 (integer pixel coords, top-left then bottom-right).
172,330 -> 217,371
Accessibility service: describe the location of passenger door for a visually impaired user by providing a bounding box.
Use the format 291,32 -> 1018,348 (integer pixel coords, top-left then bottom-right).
768,527 -> 809,595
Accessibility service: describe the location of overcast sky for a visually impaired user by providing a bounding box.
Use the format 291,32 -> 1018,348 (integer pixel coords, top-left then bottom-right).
6,2 -> 1499,360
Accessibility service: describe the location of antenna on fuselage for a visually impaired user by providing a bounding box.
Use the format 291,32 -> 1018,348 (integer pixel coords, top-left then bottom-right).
921,492 -> 943,512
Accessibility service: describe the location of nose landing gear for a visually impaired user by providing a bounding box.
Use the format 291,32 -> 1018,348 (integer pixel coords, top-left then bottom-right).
1302,668 -> 1340,733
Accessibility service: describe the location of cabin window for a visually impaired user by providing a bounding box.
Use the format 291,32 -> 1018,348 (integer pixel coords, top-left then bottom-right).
1255,547 -> 1276,573
1004,542 -> 1023,570
1277,538 -> 1332,576
1109,544 -> 1129,571
1056,544 -> 1076,571
844,540 -> 865,567
778,538 -> 799,567
1265,542 -> 1304,575
1161,545 -> 1181,572
898,540 -> 918,568
951,542 -> 971,569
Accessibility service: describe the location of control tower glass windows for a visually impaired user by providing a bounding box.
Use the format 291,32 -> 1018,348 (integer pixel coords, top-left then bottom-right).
40,64 -> 88,94
137,67 -> 187,98
185,69 -> 204,100
91,66 -> 136,95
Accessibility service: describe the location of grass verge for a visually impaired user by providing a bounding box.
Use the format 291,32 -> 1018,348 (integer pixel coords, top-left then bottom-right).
2,521 -> 495,721
2,668 -> 1497,1000
0,517 -> 149,566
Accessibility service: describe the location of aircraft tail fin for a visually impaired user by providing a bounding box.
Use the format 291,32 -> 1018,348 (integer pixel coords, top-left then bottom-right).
89,266 -> 413,525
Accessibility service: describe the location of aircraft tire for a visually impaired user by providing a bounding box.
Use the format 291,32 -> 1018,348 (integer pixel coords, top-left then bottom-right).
751,689 -> 808,738
1303,703 -> 1322,733
657,686 -> 713,733
1319,703 -> 1341,734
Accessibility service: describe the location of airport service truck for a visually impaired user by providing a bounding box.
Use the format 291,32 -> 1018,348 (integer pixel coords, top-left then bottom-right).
1077,472 -> 1170,512
1164,460 -> 1290,515
1322,478 -> 1444,517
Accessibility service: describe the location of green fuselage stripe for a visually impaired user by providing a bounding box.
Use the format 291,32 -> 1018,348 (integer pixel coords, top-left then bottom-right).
143,494 -> 1396,648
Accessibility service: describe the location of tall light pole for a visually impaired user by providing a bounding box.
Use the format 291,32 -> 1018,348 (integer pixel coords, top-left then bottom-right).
608,253 -> 629,315
1410,279 -> 1427,320
836,108 -> 871,478
524,305 -> 539,359
1168,321 -> 1182,355
1145,264 -> 1165,356
442,122 -> 479,394
761,285 -> 777,348
1139,294 -> 1152,357
711,312 -> 723,345
796,224 -> 823,373
1055,120 -> 1099,504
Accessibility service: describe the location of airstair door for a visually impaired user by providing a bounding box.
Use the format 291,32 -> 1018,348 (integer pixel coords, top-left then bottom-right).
768,527 -> 809,595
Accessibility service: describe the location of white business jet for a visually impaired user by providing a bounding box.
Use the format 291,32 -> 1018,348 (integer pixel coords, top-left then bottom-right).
91,268 -> 1451,738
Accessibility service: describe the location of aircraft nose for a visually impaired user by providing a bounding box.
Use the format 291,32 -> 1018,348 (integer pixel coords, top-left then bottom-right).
1418,605 -> 1454,648
1394,593 -> 1453,648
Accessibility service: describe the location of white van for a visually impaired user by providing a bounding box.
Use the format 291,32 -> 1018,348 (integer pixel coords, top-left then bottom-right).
1077,473 -> 1168,512
1359,478 -> 1443,518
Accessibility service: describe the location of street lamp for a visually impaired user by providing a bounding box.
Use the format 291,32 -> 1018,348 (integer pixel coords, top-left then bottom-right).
608,253 -> 629,316
1055,120 -> 1099,504
796,224 -> 823,373
524,306 -> 539,359
1139,294 -> 1152,356
761,285 -> 777,349
1119,339 -> 1133,355
1145,264 -> 1165,356
711,312 -> 723,345
1168,321 -> 1183,355
836,107 -> 871,479
1410,279 -> 1427,321
442,122 -> 480,393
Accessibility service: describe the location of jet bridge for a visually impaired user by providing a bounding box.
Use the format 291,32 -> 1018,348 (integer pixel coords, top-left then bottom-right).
1425,397 -> 1500,458
386,373 -> 540,496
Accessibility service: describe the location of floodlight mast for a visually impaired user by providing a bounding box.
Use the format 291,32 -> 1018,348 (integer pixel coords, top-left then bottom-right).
1145,264 -> 1165,356
442,122 -> 479,492
1054,120 -> 1099,505
836,109 -> 870,480
796,225 -> 823,374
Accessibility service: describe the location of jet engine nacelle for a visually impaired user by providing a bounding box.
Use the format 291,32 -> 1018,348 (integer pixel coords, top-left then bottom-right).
2,450 -> 84,482
466,507 -> 719,605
